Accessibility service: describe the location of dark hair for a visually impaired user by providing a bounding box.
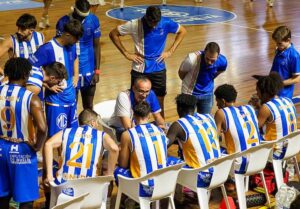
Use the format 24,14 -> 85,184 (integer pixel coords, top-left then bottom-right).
4,57 -> 32,81
175,94 -> 197,114
133,101 -> 151,118
204,42 -> 220,54
145,6 -> 161,23
78,109 -> 98,125
75,0 -> 90,13
214,84 -> 237,102
44,62 -> 68,80
256,72 -> 283,98
133,75 -> 150,87
63,19 -> 83,40
16,13 -> 37,29
272,26 -> 291,42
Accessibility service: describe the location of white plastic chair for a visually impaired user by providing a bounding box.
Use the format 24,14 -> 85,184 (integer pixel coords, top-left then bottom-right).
234,141 -> 278,209
51,192 -> 89,209
272,131 -> 300,189
94,100 -> 117,141
115,163 -> 185,209
177,153 -> 239,209
50,175 -> 114,209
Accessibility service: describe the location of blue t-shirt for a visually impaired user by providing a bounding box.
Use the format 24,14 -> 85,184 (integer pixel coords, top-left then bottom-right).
194,52 -> 227,96
271,43 -> 300,98
118,17 -> 179,73
142,17 -> 179,73
56,14 -> 101,77
29,38 -> 77,104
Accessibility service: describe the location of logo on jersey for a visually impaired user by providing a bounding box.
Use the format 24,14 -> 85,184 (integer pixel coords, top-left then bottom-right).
107,5 -> 236,25
56,113 -> 68,129
10,144 -> 19,153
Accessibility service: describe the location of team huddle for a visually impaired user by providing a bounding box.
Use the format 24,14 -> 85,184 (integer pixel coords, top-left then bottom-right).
0,1 -> 299,209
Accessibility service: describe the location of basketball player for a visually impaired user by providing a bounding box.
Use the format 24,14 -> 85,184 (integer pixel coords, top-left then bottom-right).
29,19 -> 83,138
44,109 -> 119,184
0,57 -> 47,209
167,93 -> 221,188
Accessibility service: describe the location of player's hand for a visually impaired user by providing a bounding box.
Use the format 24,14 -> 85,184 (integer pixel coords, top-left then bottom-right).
72,76 -> 79,88
49,85 -> 63,93
156,51 -> 172,63
91,73 -> 100,85
124,52 -> 144,64
44,176 -> 54,187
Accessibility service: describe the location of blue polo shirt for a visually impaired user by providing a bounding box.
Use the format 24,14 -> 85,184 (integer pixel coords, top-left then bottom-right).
194,52 -> 227,96
270,43 -> 300,98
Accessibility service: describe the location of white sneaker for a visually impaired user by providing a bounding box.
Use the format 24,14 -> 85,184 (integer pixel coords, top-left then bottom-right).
99,0 -> 106,6
195,0 -> 203,2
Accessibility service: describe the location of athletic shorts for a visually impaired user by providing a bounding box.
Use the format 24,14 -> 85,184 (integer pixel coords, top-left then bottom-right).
77,73 -> 94,90
45,102 -> 79,138
0,140 -> 39,202
131,70 -> 167,97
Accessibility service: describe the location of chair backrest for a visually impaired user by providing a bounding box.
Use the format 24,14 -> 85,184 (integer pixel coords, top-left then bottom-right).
237,141 -> 276,176
51,192 -> 89,209
93,100 -> 116,123
98,117 -> 117,142
50,176 -> 114,209
178,153 -> 239,190
282,131 -> 300,160
126,163 -> 185,201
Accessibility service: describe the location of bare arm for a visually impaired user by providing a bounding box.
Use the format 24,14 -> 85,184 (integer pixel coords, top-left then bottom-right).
118,131 -> 131,168
0,38 -> 13,58
30,94 -> 47,151
120,116 -> 132,129
109,27 -> 143,64
157,25 -> 187,63
152,112 -> 165,129
44,131 -> 63,185
166,122 -> 183,148
26,85 -> 41,95
91,37 -> 101,85
283,74 -> 300,86
103,133 -> 119,175
257,104 -> 272,129
72,58 -> 79,87
214,109 -> 226,137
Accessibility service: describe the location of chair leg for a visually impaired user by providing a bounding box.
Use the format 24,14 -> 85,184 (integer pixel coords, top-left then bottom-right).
196,188 -> 209,209
234,174 -> 247,209
245,176 -> 249,192
154,200 -> 159,209
293,157 -> 300,181
259,171 -> 271,208
273,159 -> 284,189
114,190 -> 122,209
138,198 -> 151,209
168,194 -> 176,209
220,184 -> 231,209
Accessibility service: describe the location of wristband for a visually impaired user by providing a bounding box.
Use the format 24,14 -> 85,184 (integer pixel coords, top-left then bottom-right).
94,69 -> 100,75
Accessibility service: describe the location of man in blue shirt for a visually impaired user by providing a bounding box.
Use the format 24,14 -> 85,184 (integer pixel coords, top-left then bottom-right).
56,0 -> 101,109
29,19 -> 83,138
109,6 -> 186,117
108,76 -> 165,140
270,26 -> 300,99
178,42 -> 227,114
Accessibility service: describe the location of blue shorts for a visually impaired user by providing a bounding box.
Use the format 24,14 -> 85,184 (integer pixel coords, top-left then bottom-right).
0,140 -> 39,202
45,103 -> 79,137
77,73 -> 94,89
